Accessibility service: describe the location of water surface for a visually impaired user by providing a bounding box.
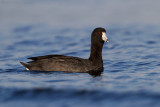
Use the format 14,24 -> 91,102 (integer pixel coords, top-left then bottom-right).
0,0 -> 160,107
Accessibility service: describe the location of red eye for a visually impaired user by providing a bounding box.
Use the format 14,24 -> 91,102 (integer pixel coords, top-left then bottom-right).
97,32 -> 101,35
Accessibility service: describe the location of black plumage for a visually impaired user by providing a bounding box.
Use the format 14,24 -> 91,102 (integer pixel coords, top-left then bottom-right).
20,27 -> 109,73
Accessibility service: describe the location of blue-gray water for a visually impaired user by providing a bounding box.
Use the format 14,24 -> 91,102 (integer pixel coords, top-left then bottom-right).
1,1 -> 160,107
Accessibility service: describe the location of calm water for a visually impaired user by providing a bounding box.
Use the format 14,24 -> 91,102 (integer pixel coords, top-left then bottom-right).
1,1 -> 160,107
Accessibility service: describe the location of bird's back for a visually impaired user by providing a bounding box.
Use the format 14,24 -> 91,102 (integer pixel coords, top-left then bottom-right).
21,55 -> 101,72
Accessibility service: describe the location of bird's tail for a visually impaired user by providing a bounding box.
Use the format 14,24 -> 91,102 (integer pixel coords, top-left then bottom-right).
20,62 -> 30,70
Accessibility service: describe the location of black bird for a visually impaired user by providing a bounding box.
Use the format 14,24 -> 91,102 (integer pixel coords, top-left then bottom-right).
20,27 -> 109,73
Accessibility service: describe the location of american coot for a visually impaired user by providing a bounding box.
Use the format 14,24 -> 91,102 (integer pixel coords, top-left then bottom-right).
20,27 -> 109,73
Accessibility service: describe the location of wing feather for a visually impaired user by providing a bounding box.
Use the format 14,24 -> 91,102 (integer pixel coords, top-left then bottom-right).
27,54 -> 83,63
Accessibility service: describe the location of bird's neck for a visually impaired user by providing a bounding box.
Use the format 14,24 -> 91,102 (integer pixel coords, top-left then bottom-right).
89,42 -> 104,66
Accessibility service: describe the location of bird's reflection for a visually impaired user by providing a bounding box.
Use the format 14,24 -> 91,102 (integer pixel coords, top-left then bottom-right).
27,69 -> 103,77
